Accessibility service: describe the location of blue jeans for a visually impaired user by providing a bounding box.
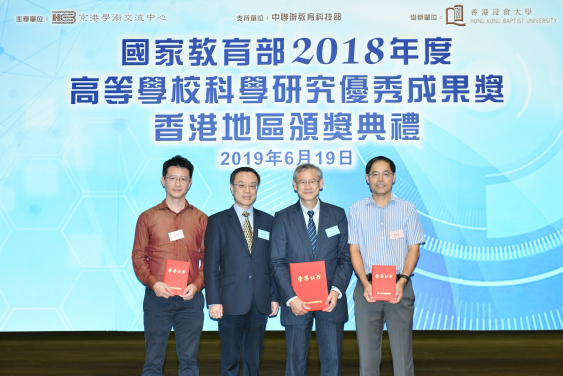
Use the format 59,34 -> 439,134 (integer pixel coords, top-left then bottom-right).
142,287 -> 204,376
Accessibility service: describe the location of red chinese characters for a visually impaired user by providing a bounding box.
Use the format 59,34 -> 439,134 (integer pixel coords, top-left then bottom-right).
163,259 -> 191,295
290,261 -> 329,311
371,265 -> 396,301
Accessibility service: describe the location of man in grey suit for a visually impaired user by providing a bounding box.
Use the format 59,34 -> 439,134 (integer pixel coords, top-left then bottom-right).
270,164 -> 353,376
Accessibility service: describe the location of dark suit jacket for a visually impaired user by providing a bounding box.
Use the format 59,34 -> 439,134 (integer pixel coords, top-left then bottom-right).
270,200 -> 353,325
204,206 -> 280,316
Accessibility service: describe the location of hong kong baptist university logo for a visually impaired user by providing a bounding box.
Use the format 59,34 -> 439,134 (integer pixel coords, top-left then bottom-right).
52,11 -> 76,24
446,4 -> 465,26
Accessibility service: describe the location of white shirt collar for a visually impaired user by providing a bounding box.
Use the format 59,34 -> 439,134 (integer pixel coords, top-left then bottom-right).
233,203 -> 253,217
299,198 -> 320,215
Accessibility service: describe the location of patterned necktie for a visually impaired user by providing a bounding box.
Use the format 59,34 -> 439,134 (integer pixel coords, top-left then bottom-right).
307,210 -> 317,255
242,211 -> 253,253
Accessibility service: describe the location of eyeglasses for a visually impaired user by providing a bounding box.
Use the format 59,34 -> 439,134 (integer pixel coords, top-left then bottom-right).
367,172 -> 394,179
296,179 -> 320,187
166,175 -> 191,184
233,183 -> 258,191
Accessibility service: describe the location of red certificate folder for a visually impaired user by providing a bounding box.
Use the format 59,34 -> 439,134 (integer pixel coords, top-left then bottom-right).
163,259 -> 191,295
371,265 -> 397,301
290,261 -> 329,311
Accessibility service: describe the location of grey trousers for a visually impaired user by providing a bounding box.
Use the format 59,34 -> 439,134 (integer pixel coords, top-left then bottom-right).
353,280 -> 415,376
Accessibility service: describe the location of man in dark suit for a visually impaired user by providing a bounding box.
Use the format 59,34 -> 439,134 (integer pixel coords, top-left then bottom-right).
204,167 -> 280,376
270,164 -> 353,376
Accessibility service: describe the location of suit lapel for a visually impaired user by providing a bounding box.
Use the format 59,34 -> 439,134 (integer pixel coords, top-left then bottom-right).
292,201 -> 315,260
253,209 -> 260,247
227,206 -> 250,253
314,200 -> 330,261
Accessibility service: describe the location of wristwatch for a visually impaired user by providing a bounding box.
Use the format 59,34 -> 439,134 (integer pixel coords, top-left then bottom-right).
398,274 -> 411,283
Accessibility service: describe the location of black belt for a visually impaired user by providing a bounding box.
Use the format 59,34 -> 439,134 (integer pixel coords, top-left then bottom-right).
366,273 -> 411,283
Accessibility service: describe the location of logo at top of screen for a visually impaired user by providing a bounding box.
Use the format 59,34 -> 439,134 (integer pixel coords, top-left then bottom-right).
446,5 -> 465,26
52,11 -> 76,24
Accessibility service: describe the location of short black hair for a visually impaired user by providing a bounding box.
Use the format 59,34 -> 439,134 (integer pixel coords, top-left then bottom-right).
365,156 -> 396,174
230,167 -> 261,186
162,155 -> 194,178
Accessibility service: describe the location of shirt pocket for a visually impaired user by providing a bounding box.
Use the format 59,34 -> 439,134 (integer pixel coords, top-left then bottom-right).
389,230 -> 407,250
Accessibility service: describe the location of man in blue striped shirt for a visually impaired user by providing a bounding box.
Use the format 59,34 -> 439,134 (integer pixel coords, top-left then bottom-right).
348,156 -> 425,376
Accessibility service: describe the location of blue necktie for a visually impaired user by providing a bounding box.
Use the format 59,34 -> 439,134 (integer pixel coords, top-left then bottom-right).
307,210 -> 317,255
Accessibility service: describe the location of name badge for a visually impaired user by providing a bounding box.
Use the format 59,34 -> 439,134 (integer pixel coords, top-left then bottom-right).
390,229 -> 405,240
325,225 -> 340,238
258,229 -> 270,240
168,229 -> 185,242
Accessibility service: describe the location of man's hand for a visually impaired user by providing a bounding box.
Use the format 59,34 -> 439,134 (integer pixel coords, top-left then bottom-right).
153,282 -> 174,299
390,280 -> 406,304
208,304 -> 223,319
362,281 -> 375,303
289,297 -> 310,316
180,284 -> 198,301
270,301 -> 280,317
322,291 -> 339,312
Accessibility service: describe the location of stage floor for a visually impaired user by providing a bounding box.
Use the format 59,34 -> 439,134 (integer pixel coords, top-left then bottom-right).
1,331 -> 562,375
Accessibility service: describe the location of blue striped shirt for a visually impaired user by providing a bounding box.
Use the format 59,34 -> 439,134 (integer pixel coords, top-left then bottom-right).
348,194 -> 425,274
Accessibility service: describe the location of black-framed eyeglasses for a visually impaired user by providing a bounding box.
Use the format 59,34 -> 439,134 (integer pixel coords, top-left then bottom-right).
166,175 -> 191,184
367,172 -> 394,179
